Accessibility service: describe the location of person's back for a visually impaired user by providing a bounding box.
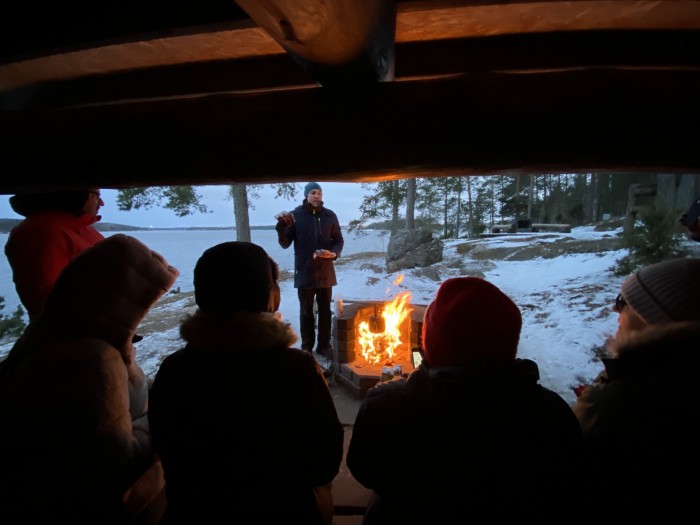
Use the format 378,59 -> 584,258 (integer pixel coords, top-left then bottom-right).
347,278 -> 583,524
149,242 -> 344,524
0,234 -> 179,524
4,189 -> 105,320
573,258 -> 700,520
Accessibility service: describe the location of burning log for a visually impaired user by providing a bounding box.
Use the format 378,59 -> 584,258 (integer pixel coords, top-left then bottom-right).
358,290 -> 412,365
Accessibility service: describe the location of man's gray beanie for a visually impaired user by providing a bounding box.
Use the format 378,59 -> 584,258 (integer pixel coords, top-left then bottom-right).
620,257 -> 700,324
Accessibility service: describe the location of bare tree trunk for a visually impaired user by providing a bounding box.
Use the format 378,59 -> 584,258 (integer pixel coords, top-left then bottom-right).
391,180 -> 400,233
232,184 -> 252,242
455,178 -> 463,238
466,176 -> 474,238
583,173 -> 595,223
590,173 -> 600,222
405,178 -> 416,229
528,174 -> 533,219
443,189 -> 449,238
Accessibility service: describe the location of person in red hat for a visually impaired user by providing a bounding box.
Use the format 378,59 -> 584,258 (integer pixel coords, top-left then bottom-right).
347,277 -> 583,524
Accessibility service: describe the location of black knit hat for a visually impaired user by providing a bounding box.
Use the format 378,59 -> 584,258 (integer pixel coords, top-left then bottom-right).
9,190 -> 91,217
194,242 -> 280,313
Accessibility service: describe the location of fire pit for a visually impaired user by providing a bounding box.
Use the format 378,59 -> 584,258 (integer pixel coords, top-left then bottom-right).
331,295 -> 427,398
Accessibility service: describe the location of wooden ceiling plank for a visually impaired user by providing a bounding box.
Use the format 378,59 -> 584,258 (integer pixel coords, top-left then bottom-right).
5,1 -> 700,94
1,69 -> 698,194
3,28 -> 699,111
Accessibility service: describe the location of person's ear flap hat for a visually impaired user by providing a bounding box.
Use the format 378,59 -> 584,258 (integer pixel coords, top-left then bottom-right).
421,277 -> 522,367
194,241 -> 280,313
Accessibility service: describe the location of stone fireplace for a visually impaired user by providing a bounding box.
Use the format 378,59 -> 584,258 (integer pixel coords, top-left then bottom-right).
331,300 -> 427,398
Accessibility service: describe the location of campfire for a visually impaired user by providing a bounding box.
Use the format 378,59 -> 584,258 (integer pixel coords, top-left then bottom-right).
353,275 -> 414,365
357,289 -> 412,364
331,276 -> 426,397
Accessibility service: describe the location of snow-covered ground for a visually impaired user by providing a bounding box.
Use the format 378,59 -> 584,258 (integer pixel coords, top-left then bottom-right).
4,225 -> 697,405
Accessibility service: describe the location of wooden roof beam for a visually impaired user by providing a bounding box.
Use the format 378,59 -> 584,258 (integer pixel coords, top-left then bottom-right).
1,68 -> 698,194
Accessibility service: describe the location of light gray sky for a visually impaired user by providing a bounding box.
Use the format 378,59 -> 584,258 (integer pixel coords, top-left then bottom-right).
0,182 -> 370,228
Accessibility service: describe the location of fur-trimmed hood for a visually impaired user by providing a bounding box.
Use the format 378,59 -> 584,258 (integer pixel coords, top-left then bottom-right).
4,234 -> 178,368
603,321 -> 700,377
609,321 -> 700,357
180,310 -> 298,352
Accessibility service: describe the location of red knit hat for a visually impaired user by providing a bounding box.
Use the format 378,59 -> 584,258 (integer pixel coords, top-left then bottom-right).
421,277 -> 522,367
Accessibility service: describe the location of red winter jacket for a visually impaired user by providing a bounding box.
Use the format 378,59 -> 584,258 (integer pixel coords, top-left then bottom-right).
5,210 -> 104,320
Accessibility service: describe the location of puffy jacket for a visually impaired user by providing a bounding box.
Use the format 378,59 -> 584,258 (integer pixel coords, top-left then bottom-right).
0,234 -> 179,524
149,310 -> 344,524
276,200 -> 344,289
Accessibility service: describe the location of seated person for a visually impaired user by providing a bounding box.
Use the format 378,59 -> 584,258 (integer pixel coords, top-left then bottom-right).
573,257 -> 700,521
0,234 -> 179,525
148,241 -> 344,525
347,277 -> 583,524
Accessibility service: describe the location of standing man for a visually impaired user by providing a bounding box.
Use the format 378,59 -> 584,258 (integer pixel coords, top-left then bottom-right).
276,182 -> 344,356
4,188 -> 105,321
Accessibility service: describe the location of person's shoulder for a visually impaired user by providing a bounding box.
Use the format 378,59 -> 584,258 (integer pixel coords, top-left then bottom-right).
366,376 -> 408,399
9,211 -> 63,235
277,347 -> 323,368
321,207 -> 340,222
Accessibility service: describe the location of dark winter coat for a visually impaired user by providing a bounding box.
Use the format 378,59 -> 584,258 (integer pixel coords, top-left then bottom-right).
347,359 -> 583,524
276,200 -> 344,289
148,310 -> 344,524
573,321 -> 700,521
0,234 -> 178,525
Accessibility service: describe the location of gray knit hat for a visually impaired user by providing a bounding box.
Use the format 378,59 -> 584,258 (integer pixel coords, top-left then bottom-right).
620,258 -> 700,324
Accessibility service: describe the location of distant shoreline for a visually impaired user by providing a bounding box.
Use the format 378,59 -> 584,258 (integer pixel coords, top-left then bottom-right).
0,219 -> 278,234
0,219 -> 362,233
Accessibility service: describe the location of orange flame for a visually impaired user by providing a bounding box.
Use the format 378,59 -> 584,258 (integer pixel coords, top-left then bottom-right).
358,290 -> 412,364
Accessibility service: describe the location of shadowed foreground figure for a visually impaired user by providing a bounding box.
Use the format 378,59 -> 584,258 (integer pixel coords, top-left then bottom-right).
573,257 -> 700,521
149,241 -> 344,524
347,277 -> 583,524
0,234 -> 179,525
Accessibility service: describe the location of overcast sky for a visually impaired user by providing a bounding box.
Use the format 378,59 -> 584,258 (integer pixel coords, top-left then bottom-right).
0,182 -> 370,228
